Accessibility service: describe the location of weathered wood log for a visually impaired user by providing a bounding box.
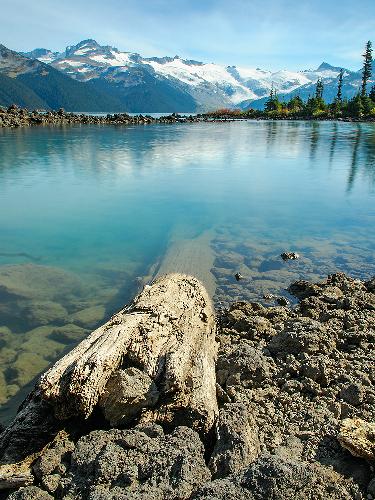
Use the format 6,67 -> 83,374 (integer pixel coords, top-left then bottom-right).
38,273 -> 218,431
0,274 -> 218,466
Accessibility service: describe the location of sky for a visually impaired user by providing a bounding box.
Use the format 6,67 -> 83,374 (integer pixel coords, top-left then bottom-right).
1,0 -> 374,71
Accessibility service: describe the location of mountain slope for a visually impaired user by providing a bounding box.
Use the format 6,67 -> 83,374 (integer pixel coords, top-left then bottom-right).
0,72 -> 47,108
87,67 -> 197,112
0,44 -> 129,111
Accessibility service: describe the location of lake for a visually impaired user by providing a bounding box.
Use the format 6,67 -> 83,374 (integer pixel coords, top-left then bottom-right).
0,120 -> 374,422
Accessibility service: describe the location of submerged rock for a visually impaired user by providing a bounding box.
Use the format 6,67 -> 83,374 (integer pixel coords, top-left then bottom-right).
70,305 -> 106,328
280,252 -> 300,261
48,324 -> 87,345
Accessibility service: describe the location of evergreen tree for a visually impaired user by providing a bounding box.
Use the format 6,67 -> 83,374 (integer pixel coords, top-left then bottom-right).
361,40 -> 372,97
369,85 -> 375,101
265,85 -> 280,112
348,94 -> 364,118
287,95 -> 303,112
361,96 -> 374,115
336,69 -> 344,102
315,78 -> 324,99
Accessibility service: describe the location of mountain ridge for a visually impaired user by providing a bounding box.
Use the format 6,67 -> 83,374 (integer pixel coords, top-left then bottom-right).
2,39 -> 371,112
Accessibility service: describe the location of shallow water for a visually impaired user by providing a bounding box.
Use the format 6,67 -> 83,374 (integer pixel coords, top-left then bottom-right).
0,121 -> 374,422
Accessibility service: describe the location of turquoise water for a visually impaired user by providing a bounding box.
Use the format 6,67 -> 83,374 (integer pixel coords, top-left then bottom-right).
0,121 -> 374,421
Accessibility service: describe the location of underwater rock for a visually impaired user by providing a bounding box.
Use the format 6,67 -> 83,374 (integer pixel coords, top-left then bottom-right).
11,353 -> 49,387
0,264 -> 83,302
70,305 -> 106,329
48,324 -> 87,345
280,252 -> 300,261
276,296 -> 290,306
22,302 -> 68,327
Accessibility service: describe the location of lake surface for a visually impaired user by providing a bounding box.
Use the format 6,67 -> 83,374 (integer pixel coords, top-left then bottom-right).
0,120 -> 374,422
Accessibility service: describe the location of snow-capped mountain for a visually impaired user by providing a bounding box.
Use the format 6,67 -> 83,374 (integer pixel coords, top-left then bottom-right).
23,39 -> 361,112
5,39 -> 367,112
0,43 -> 130,111
21,48 -> 60,64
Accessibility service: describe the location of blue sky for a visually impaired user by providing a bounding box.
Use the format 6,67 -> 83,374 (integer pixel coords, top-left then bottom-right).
1,0 -> 374,71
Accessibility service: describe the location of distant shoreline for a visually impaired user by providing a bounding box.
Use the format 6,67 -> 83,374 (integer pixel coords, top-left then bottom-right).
1,105 -> 375,128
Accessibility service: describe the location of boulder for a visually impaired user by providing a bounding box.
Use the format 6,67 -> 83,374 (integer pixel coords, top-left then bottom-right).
60,426 -> 210,499
209,402 -> 260,478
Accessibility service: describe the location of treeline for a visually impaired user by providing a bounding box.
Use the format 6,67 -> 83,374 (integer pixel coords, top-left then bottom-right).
210,41 -> 375,120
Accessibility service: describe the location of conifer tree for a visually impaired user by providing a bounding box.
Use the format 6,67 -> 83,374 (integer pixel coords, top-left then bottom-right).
336,69 -> 344,102
348,94 -> 364,118
315,78 -> 324,99
369,85 -> 375,101
265,85 -> 279,112
361,40 -> 372,97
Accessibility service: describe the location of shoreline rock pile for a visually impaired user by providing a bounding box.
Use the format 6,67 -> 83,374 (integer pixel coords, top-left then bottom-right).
2,105 -> 373,129
0,105 -> 202,128
0,272 -> 374,499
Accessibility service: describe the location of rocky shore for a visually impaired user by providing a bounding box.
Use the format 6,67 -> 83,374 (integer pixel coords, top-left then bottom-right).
0,105 -> 202,128
3,105 -> 373,129
0,271 -> 374,499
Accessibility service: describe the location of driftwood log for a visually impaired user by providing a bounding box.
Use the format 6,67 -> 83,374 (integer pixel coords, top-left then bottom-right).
0,274 -> 218,468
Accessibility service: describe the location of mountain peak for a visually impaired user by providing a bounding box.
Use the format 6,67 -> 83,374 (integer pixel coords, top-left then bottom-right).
22,48 -> 60,63
65,39 -> 101,57
76,39 -> 99,48
316,62 -> 344,73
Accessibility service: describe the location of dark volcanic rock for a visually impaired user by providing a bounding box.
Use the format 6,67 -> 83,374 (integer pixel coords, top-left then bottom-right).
240,455 -> 357,499
7,486 -> 53,499
58,425 -> 210,499
2,272 -> 374,499
193,455 -> 357,499
209,402 -> 260,478
280,251 -> 300,261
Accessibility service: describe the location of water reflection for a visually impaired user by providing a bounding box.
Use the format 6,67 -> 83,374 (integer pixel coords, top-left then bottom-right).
347,125 -> 362,192
1,122 -> 374,192
329,122 -> 338,166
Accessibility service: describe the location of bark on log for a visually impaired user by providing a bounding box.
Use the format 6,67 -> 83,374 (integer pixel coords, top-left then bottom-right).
1,274 -> 218,465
